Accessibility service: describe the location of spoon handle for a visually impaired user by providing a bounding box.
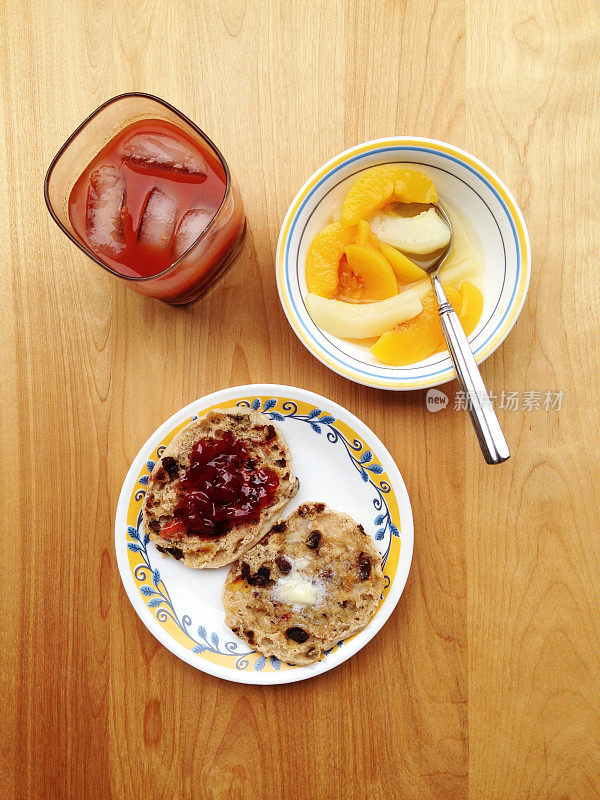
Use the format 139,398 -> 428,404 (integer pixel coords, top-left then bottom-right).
432,277 -> 510,464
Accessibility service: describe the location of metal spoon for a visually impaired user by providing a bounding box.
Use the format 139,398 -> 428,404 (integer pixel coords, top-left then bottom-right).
411,203 -> 510,464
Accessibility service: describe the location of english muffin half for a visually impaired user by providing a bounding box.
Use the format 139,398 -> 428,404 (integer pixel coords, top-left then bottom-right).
223,502 -> 385,665
142,407 -> 299,568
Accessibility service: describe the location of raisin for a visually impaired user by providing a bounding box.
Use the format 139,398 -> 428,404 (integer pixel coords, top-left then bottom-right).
244,629 -> 255,645
271,521 -> 287,533
275,458 -> 287,468
358,552 -> 371,580
297,505 -> 308,518
357,524 -> 366,535
265,425 -> 276,442
162,456 -> 179,479
148,520 -> 161,532
275,555 -> 292,574
286,627 -> 309,643
314,502 -> 325,513
306,530 -> 321,549
248,566 -> 272,587
241,563 -> 273,587
155,544 -> 184,560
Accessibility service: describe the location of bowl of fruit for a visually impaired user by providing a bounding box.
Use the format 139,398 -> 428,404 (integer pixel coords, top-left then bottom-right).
276,137 -> 531,390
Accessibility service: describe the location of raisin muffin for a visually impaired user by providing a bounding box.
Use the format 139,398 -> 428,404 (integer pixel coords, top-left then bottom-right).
142,407 -> 299,568
222,502 -> 385,665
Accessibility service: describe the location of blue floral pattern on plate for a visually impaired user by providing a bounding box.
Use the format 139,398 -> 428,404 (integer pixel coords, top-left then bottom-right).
237,398 -> 399,565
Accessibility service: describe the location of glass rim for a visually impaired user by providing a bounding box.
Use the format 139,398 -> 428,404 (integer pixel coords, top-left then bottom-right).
44,91 -> 233,282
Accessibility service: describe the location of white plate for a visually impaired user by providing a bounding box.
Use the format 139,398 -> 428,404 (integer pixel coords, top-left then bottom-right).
276,137 -> 531,390
115,384 -> 414,684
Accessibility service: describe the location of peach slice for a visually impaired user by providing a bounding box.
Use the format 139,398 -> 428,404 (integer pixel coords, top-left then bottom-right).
340,244 -> 397,302
434,283 -> 483,352
341,166 -> 438,228
372,287 -> 462,365
337,254 -> 363,300
356,219 -> 371,247
306,222 -> 355,298
393,169 -> 438,204
371,292 -> 442,365
341,166 -> 399,228
458,281 -> 484,337
442,286 -> 461,312
356,219 -> 383,250
433,287 -> 462,352
378,242 -> 428,284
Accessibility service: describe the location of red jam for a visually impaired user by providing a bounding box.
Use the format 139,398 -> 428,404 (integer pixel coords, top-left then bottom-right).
173,433 -> 280,536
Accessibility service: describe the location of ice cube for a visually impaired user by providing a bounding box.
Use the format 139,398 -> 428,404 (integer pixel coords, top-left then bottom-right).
86,165 -> 126,256
121,132 -> 208,177
173,208 -> 214,258
138,187 -> 178,253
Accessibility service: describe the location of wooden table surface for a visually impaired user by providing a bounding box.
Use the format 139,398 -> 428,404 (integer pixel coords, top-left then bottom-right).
2,1 -> 600,798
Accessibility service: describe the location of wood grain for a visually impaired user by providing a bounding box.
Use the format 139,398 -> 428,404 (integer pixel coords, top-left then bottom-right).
1,1 -> 599,798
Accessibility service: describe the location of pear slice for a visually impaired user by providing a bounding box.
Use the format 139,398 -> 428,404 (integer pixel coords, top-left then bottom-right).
369,207 -> 451,254
305,289 -> 422,340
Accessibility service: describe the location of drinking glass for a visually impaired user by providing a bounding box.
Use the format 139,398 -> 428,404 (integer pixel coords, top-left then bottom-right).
44,92 -> 246,304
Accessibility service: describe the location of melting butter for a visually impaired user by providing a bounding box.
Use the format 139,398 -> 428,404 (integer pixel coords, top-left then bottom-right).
275,576 -> 319,605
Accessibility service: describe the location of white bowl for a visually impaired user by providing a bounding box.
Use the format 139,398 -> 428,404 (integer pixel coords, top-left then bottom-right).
276,137 -> 531,390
